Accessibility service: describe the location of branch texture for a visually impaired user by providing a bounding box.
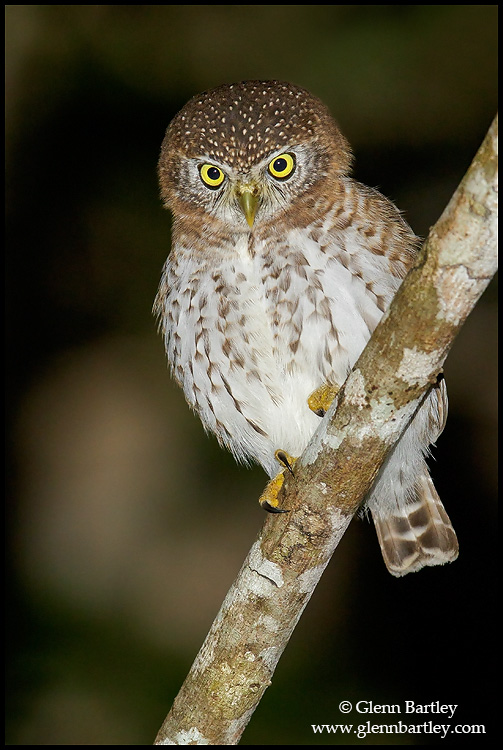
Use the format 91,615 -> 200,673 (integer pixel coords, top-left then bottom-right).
154,115 -> 497,746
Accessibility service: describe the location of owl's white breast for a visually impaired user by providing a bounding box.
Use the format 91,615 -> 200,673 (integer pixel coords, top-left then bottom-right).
161,225 -> 396,477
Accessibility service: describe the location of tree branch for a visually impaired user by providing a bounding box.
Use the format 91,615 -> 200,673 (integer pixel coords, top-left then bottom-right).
154,114 -> 498,746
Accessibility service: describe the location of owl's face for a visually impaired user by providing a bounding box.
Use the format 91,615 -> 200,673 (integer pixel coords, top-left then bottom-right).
159,81 -> 352,231
169,141 -> 331,229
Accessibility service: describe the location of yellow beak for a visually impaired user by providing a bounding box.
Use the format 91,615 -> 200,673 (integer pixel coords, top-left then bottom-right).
238,187 -> 259,228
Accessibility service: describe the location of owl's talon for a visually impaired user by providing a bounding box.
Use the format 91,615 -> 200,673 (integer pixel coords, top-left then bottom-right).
274,449 -> 296,476
308,384 -> 340,417
261,499 -> 290,514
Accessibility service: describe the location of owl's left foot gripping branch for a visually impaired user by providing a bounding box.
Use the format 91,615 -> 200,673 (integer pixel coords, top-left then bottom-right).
259,384 -> 340,513
259,450 -> 296,514
307,383 -> 340,417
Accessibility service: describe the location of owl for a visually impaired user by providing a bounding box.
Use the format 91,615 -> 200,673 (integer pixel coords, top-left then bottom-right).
154,80 -> 458,577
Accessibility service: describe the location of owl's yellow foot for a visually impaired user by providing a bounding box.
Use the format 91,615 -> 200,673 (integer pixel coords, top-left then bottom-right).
308,384 -> 340,417
259,450 -> 297,513
259,472 -> 288,513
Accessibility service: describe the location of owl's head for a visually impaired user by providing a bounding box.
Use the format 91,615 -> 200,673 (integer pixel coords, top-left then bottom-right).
158,81 -> 352,230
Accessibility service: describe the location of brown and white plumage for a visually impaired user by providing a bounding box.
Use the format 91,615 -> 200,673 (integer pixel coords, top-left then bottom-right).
155,80 -> 458,576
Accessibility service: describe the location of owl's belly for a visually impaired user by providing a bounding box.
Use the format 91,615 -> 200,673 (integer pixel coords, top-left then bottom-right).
165,239 -> 382,477
179,278 -> 324,475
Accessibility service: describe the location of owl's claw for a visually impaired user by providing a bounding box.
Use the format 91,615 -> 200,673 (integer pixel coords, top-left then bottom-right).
261,498 -> 290,514
259,450 -> 297,513
307,384 -> 340,417
274,449 -> 296,476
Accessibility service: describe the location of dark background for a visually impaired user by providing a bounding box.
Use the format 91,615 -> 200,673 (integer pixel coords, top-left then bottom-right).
6,5 -> 497,745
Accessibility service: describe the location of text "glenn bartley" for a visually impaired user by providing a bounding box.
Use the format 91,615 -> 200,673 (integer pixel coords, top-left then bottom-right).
355,701 -> 457,719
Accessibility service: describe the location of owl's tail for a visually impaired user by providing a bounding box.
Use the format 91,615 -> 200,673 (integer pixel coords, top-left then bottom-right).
371,473 -> 459,577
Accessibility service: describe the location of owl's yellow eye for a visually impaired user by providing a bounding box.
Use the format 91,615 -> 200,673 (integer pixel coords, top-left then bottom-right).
268,153 -> 296,180
199,164 -> 225,189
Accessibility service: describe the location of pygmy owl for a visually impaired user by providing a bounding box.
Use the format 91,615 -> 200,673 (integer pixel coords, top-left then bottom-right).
154,80 -> 458,577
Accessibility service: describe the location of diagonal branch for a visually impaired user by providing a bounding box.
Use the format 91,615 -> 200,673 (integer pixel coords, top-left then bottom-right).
154,114 -> 498,746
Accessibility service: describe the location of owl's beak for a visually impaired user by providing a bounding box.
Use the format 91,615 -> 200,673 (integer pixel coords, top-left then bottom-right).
237,185 -> 260,228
